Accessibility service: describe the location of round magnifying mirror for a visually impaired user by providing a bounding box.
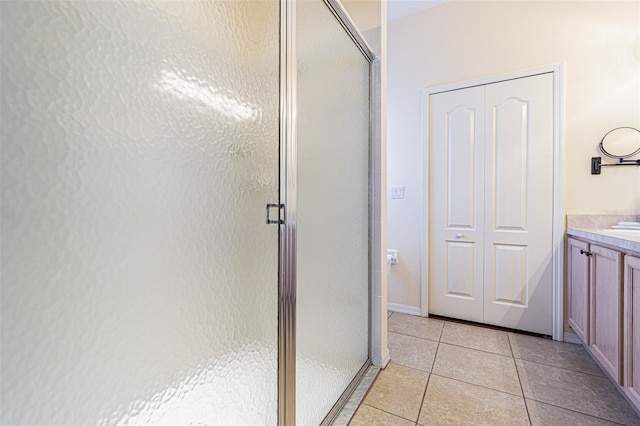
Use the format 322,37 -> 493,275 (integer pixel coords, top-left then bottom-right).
599,127 -> 640,159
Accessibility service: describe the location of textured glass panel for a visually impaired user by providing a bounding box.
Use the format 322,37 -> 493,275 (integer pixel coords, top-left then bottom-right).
1,1 -> 279,424
296,1 -> 371,424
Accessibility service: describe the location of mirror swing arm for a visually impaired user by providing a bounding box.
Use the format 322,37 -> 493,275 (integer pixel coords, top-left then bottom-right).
591,126 -> 640,175
591,157 -> 640,175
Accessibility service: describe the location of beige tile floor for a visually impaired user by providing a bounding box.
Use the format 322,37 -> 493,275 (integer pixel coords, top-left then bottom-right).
350,312 -> 640,426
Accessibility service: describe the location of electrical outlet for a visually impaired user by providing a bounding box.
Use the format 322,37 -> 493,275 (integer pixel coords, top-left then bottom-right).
387,249 -> 398,265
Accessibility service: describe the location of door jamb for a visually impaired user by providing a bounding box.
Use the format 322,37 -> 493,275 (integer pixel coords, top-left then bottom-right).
420,64 -> 565,341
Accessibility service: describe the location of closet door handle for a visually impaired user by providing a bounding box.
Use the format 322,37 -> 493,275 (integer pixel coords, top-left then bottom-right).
580,249 -> 592,257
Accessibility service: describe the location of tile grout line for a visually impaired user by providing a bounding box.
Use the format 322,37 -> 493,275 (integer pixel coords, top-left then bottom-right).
520,398 -> 629,426
513,355 -> 607,379
388,330 -> 440,344
393,318 -> 517,357
429,372 -> 524,398
360,402 -> 420,424
415,339 -> 441,425
437,340 -> 513,358
508,332 -> 533,425
388,360 -> 431,374
438,321 -> 445,342
414,370 -> 431,426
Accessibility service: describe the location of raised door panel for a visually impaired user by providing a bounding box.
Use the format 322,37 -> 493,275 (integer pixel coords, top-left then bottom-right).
447,106 -> 477,229
567,238 -> 590,344
624,255 -> 640,409
492,244 -> 528,306
482,73 -> 554,334
590,244 -> 623,384
445,241 -> 476,298
492,98 -> 528,231
429,86 -> 484,322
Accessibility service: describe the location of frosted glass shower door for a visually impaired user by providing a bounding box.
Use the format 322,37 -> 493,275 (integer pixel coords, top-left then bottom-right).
1,1 -> 280,424
295,1 -> 371,424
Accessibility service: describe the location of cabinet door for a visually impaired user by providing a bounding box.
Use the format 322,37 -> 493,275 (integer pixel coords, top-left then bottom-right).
567,238 -> 590,343
624,255 -> 640,408
590,244 -> 624,384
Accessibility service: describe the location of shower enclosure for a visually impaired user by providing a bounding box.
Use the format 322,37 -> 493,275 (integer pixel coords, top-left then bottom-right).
1,0 -> 376,424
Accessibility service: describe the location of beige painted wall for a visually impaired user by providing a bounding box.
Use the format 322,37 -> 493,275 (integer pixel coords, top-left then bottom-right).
341,0 -> 381,32
388,0 -> 640,310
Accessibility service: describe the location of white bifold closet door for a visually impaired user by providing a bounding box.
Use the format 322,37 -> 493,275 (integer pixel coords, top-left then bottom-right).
429,73 -> 554,335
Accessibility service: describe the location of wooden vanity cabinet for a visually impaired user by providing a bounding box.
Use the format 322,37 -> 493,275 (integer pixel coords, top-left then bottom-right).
568,233 -> 640,413
567,238 -> 590,343
589,244 -> 623,384
624,255 -> 640,407
567,238 -> 624,383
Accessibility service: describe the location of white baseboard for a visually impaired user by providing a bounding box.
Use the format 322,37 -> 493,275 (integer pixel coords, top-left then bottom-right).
387,303 -> 421,316
563,331 -> 583,345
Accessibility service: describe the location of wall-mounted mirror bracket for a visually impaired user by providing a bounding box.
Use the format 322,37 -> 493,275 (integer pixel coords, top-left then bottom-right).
591,156 -> 640,175
591,127 -> 640,175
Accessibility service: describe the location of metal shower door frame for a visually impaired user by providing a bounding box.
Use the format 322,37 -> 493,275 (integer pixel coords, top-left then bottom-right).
277,0 -> 378,424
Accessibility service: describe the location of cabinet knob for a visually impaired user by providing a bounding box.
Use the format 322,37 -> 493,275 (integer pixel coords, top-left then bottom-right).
580,249 -> 593,257
455,233 -> 464,239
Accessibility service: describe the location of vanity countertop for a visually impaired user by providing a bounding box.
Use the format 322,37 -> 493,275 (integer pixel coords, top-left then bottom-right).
567,227 -> 640,255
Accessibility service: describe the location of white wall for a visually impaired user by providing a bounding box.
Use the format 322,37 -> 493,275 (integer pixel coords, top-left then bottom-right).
388,0 -> 640,310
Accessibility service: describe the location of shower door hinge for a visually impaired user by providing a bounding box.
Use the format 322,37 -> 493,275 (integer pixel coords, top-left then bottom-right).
266,203 -> 285,224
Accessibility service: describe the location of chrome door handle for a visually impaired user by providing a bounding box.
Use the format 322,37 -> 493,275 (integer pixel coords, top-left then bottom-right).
455,233 -> 464,239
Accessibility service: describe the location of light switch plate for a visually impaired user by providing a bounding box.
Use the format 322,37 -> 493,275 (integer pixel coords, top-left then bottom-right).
391,186 -> 404,199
